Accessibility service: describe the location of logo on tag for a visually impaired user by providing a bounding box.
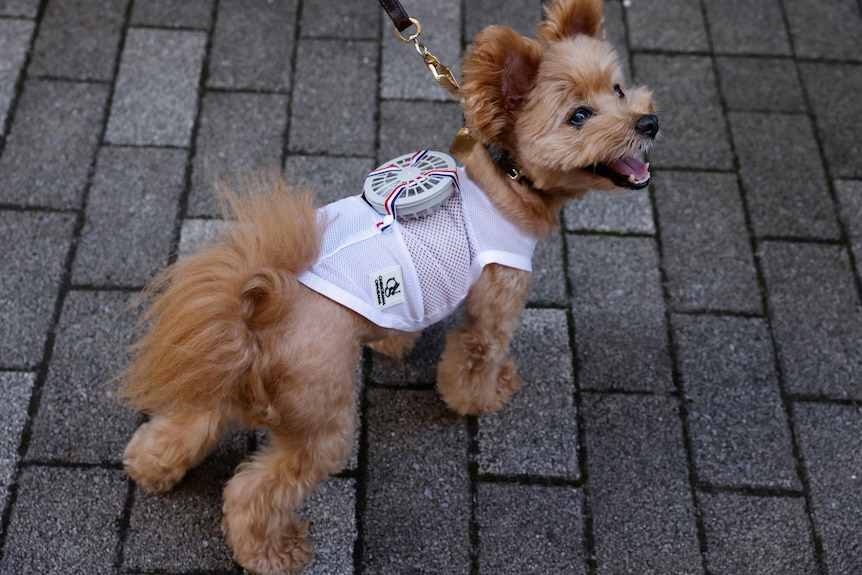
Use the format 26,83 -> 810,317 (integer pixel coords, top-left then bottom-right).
370,266 -> 405,310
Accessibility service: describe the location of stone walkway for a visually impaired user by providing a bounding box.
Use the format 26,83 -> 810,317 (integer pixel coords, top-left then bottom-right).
1,0 -> 861,573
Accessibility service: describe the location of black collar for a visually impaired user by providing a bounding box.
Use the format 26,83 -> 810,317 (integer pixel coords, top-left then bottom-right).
485,145 -> 538,191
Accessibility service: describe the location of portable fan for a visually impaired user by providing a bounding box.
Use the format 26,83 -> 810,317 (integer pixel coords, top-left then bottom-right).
363,150 -> 458,228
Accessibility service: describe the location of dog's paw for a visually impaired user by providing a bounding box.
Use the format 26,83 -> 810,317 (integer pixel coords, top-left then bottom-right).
222,510 -> 311,575
438,356 -> 523,416
122,421 -> 187,494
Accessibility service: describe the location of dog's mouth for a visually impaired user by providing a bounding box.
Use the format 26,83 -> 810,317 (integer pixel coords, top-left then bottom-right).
590,156 -> 651,190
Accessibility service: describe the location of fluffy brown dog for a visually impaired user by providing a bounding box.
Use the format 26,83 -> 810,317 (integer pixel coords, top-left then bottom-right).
117,0 -> 657,573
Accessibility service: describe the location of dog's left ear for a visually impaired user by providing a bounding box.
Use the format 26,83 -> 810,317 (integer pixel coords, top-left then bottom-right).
538,0 -> 604,42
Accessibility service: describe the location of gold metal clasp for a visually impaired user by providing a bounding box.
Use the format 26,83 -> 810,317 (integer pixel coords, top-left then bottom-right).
395,17 -> 460,98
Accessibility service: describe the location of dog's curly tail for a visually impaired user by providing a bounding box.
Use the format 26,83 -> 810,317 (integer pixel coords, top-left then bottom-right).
115,173 -> 321,416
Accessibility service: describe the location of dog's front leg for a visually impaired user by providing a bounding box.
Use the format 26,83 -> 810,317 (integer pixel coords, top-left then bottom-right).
437,263 -> 531,415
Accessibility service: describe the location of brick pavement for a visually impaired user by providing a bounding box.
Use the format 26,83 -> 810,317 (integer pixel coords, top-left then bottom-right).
0,0 -> 861,573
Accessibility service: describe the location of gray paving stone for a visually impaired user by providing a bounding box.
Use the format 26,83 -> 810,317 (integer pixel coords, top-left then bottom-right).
567,235 -> 673,392
464,0 -> 543,37
800,63 -> 862,179
208,0 -> 297,91
0,18 -> 33,126
29,0 -> 127,81
703,0 -> 790,55
0,371 -> 34,510
633,54 -> 734,171
478,308 -> 578,479
380,0 -> 461,101
0,79 -> 108,208
105,28 -> 207,147
783,0 -> 862,61
583,393 -> 702,574
73,147 -> 186,286
363,388 -> 470,574
653,171 -> 761,313
301,0 -> 379,39
187,91 -> 288,217
27,290 -> 140,463
288,39 -> 377,156
0,466 -> 127,574
130,0 -> 213,29
123,431 -> 249,572
0,371 -> 34,459
715,57 -> 806,113
836,179 -> 862,279
673,314 -> 798,488
730,112 -> 840,239
376,100 -> 464,164
284,155 -> 375,205
626,0 -> 708,52
178,218 -> 231,259
795,402 -> 862,574
300,477 -> 356,575
700,492 -> 818,574
0,458 -> 14,513
563,189 -> 654,234
477,483 -> 586,575
0,0 -> 37,16
528,231 -> 567,305
0,210 -> 75,369
759,241 -> 862,398
368,314 -> 459,386
602,0 -> 632,81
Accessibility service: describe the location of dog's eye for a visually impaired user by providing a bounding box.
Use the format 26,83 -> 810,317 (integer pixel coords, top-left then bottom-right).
614,84 -> 625,98
568,107 -> 594,126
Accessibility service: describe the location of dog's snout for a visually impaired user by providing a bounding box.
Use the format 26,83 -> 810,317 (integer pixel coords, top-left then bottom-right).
635,114 -> 659,139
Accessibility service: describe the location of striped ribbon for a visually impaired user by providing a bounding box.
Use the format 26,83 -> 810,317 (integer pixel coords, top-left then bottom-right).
373,150 -> 458,232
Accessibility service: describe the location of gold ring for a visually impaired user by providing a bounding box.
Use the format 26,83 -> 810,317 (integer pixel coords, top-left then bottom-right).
395,18 -> 421,43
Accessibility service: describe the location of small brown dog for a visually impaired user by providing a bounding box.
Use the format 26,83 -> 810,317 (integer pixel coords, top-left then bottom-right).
117,0 -> 657,573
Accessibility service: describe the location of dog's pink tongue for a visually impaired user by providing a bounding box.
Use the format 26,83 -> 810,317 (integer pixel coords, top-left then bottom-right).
607,157 -> 649,180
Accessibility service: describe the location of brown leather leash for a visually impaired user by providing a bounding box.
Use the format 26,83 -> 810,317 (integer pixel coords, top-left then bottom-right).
376,0 -> 461,98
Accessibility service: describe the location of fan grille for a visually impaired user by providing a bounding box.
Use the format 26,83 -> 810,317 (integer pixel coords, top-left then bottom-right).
363,150 -> 458,220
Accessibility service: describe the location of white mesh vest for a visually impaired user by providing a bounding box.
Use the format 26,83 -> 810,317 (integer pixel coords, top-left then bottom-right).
297,167 -> 538,332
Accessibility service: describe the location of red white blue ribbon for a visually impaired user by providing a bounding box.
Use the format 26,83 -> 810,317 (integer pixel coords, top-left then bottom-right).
374,150 -> 458,232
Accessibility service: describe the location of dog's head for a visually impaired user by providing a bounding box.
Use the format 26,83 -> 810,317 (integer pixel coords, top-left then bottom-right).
460,0 -> 658,197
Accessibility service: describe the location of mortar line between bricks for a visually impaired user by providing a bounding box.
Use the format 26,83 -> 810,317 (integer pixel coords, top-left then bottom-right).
788,394 -> 862,406
778,0 -> 857,570
352,346 -> 374,574
557,209 -> 597,575
696,483 -> 805,498
165,0 -> 220,269
648,177 -> 712,575
710,1 -> 828,572
0,0 -> 131,561
475,472 -> 586,489
0,0 -> 111,559
278,0 -> 303,169
0,0 -> 50,165
467,416 -> 480,575
775,2 -> 862,318
630,47 -> 862,67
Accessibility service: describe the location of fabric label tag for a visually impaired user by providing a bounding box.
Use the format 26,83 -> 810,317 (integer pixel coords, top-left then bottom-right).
370,265 -> 405,310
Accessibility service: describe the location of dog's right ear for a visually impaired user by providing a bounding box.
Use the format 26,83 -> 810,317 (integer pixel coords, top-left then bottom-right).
460,26 -> 542,150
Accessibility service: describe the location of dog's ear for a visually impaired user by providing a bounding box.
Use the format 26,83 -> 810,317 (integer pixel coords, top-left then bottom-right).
460,26 -> 541,149
538,0 -> 604,42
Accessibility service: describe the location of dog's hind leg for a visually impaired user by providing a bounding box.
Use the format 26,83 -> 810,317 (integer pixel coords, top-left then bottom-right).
221,343 -> 358,575
123,408 -> 237,494
436,263 -> 532,416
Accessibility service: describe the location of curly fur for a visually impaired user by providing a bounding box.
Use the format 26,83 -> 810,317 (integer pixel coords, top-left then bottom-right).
115,1 -> 658,573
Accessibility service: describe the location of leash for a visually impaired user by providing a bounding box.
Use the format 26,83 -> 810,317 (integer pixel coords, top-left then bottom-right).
377,0 -> 461,98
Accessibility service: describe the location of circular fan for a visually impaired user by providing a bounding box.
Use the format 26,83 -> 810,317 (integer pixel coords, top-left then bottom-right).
363,150 -> 458,225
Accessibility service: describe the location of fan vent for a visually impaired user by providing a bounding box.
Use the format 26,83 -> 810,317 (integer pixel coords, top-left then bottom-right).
363,150 -> 458,223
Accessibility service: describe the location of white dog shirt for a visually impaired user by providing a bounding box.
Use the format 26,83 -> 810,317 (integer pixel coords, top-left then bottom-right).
297,167 -> 538,332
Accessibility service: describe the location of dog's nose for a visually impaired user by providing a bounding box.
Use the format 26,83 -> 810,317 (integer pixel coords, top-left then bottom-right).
635,114 -> 659,139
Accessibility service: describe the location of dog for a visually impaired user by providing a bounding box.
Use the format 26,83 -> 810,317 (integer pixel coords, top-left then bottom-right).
116,0 -> 658,573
